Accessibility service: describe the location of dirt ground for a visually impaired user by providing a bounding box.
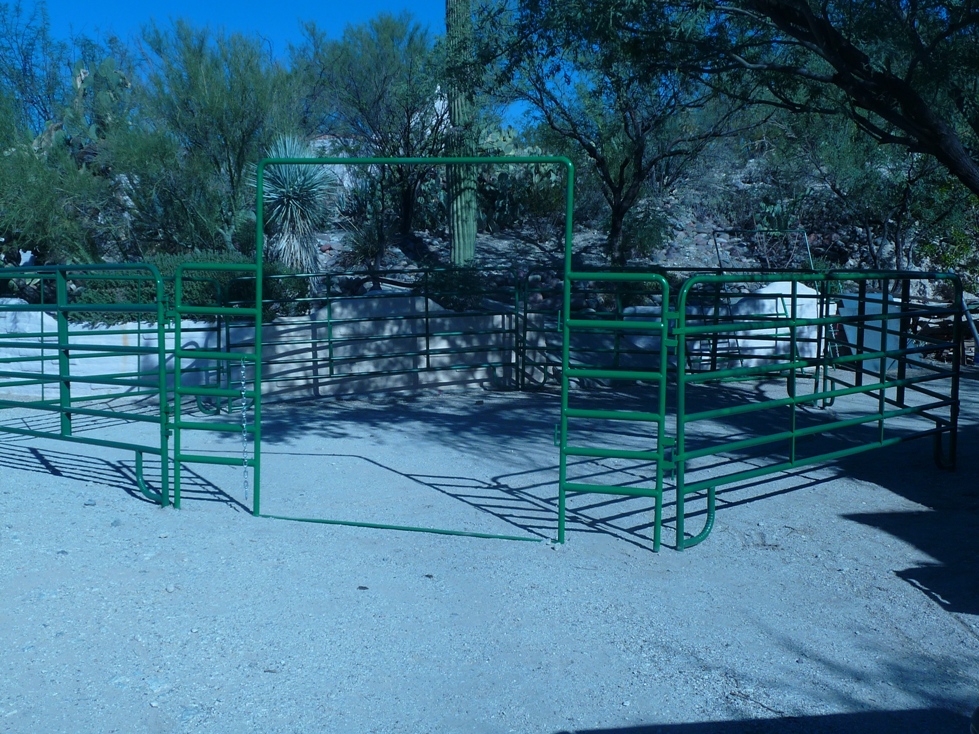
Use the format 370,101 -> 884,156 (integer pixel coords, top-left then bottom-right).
1,370 -> 978,733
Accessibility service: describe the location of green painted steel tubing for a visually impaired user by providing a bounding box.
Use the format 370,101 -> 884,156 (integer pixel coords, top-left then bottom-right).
0,337 -> 66,348
565,319 -> 664,331
177,452 -> 257,468
567,271 -> 667,282
172,349 -> 257,363
174,306 -> 260,318
34,343 -> 162,356
172,420 -> 256,433
679,429 -> 945,497
178,385 -> 257,399
260,514 -> 543,542
21,373 -> 159,390
563,481 -> 660,498
683,358 -> 809,382
678,488 -> 716,550
673,269 -> 962,550
57,304 -> 159,314
683,374 -> 947,424
134,451 -> 164,504
566,368 -> 664,381
6,402 -> 166,425
302,361 -> 511,381
565,446 -> 663,460
677,315 -> 832,336
565,408 -> 664,422
0,421 -> 165,456
0,263 -> 174,508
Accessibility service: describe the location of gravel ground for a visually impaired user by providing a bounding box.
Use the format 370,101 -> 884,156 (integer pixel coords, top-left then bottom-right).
2,371 -> 978,734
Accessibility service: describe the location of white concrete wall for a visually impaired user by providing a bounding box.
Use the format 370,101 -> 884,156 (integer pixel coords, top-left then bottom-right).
0,295 -> 518,402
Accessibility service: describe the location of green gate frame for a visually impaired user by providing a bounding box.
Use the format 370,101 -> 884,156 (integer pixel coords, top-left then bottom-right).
0,167 -> 964,554
556,270 -> 672,552
0,264 -> 172,504
241,155 -> 577,541
673,270 -> 962,549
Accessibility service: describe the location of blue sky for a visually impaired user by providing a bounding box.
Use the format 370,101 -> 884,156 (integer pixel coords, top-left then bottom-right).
42,0 -> 447,56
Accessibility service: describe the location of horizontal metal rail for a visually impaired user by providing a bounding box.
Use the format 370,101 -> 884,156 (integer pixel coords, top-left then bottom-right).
674,270 -> 962,550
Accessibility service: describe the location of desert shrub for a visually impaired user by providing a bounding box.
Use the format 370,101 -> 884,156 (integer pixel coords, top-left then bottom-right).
415,267 -> 489,311
69,250 -> 309,324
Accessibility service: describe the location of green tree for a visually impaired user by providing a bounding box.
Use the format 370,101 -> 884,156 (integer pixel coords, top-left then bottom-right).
0,1 -> 69,134
602,0 -> 979,200
497,0 -> 748,266
141,21 -> 290,251
0,133 -> 111,266
795,114 -> 973,272
292,13 -> 448,238
0,32 -> 140,266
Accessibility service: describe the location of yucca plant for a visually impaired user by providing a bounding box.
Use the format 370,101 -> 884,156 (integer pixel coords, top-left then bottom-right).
260,135 -> 338,273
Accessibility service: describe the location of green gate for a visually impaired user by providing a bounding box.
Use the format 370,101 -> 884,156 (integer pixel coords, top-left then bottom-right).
243,155 -> 576,540
556,271 -> 672,551
170,263 -> 262,511
0,264 -> 172,504
673,270 -> 962,549
0,171 -> 965,553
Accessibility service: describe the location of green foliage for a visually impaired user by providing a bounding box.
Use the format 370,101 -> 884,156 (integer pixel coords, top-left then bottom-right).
618,0 -> 979,199
291,13 -> 447,236
0,142 -> 110,265
494,0 -> 745,266
0,1 -> 69,134
69,250 -> 310,324
333,177 -> 392,276
260,135 -> 338,273
620,204 -> 670,260
141,21 -> 290,251
415,267 -> 487,311
477,127 -> 566,243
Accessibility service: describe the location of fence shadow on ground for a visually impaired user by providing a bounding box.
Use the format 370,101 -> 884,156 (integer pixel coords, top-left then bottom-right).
0,438 -> 246,512
554,708 -> 971,734
257,449 -> 665,550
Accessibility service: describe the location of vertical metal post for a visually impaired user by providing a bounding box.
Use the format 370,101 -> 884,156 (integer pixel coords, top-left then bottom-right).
327,287 -> 335,378
897,279 -> 910,408
40,276 -> 47,402
878,278 -> 889,445
855,280 -> 867,387
674,295 -> 688,550
557,159 -> 575,544
789,280 -> 798,465
424,270 -> 432,372
253,163 -> 266,518
55,269 -> 72,437
948,278 -> 963,467
153,268 -> 171,507
173,273 -> 184,508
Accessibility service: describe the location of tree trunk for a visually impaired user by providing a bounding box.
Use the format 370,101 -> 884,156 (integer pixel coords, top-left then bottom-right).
399,177 -> 415,237
607,205 -> 629,268
446,0 -> 478,266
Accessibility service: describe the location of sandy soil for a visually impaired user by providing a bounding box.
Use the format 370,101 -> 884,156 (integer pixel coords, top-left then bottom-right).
1,372 -> 978,733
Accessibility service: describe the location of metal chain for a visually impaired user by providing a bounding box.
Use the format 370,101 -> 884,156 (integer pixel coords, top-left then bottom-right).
240,355 -> 249,500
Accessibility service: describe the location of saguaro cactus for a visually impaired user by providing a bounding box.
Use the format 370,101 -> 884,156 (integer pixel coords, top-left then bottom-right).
446,0 -> 478,266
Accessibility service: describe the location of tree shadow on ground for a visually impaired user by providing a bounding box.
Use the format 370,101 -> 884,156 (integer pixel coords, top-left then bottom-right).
836,419 -> 979,617
555,708 -> 970,734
